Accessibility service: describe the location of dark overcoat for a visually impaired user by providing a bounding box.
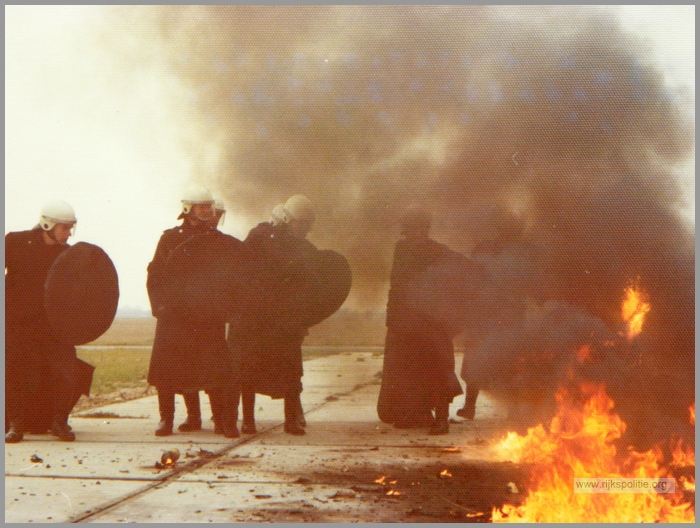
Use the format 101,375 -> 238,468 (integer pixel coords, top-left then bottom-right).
228,222 -> 316,399
5,228 -> 86,433
146,223 -> 238,393
377,237 -> 463,425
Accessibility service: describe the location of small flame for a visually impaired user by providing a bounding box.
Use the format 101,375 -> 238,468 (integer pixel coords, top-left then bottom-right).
440,469 -> 452,478
679,476 -> 695,492
466,512 -> 484,518
621,287 -> 651,340
670,437 -> 695,468
690,404 -> 695,427
375,476 -> 387,485
386,489 -> 402,496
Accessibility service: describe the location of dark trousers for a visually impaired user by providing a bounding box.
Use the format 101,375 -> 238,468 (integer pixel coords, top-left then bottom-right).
157,390 -> 200,421
158,389 -> 237,427
6,327 -> 77,432
284,391 -> 304,425
463,383 -> 481,411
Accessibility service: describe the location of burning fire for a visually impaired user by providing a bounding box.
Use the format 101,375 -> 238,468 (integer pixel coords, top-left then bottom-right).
691,403 -> 695,427
491,384 -> 695,522
621,286 -> 651,340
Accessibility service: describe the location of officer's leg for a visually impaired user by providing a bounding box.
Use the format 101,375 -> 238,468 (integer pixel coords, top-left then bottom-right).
457,383 -> 480,420
429,398 -> 450,435
5,340 -> 29,443
179,392 -> 202,431
49,374 -> 77,442
156,389 -> 175,436
283,390 -> 305,436
289,391 -> 305,427
207,390 -> 223,433
211,388 -> 239,438
241,389 -> 257,434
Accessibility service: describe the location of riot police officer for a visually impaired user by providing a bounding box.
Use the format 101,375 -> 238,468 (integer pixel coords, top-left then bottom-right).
6,201 -> 82,443
146,185 -> 239,437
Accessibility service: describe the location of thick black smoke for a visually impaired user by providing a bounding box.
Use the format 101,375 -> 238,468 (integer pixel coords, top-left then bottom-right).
109,6 -> 694,448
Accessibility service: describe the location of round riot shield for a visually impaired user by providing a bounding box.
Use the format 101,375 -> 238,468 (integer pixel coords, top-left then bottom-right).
164,232 -> 252,321
303,249 -> 352,328
45,242 -> 120,345
407,251 -> 487,338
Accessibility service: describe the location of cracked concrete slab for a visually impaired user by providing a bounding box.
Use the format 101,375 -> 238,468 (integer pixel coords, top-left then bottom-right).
5,352 -> 522,523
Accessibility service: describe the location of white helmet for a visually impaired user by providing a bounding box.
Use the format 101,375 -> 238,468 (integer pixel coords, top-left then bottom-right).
283,195 -> 315,227
270,203 -> 286,226
181,184 -> 214,215
40,200 -> 77,232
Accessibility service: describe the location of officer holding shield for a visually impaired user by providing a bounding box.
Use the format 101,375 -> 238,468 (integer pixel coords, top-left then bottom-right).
377,208 -> 463,435
146,185 -> 240,438
5,201 -> 83,443
229,195 -> 317,436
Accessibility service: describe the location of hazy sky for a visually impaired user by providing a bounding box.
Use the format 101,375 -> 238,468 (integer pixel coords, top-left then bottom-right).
5,5 -> 695,313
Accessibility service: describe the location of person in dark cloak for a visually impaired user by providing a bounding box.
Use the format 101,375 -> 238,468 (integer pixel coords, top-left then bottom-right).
5,200 -> 84,443
228,195 -> 317,436
226,203 -> 288,435
457,209 -> 529,420
377,208 -> 463,435
177,198 -> 238,435
146,185 -> 239,438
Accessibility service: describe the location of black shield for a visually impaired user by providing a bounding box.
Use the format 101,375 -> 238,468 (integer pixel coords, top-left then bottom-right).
303,250 -> 353,327
164,232 -> 251,321
408,252 -> 487,338
45,242 -> 120,345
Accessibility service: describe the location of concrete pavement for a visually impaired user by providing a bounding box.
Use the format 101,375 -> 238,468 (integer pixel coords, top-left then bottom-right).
5,351 -> 523,523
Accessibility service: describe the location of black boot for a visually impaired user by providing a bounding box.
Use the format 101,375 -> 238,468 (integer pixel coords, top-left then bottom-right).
179,392 -> 202,431
156,390 -> 175,436
290,393 -> 306,427
429,401 -> 449,435
178,415 -> 202,432
216,390 -> 239,438
284,394 -> 305,436
49,415 -> 76,442
457,385 -> 480,420
241,391 -> 256,434
208,390 -> 224,434
5,421 -> 24,443
223,420 -> 240,439
155,420 -> 174,437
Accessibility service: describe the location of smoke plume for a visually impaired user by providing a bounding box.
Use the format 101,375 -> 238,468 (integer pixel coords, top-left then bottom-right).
109,6 -> 694,448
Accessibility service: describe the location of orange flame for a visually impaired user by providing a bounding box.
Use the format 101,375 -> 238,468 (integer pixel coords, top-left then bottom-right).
492,384 -> 695,523
621,287 -> 651,340
679,476 -> 695,492
440,469 -> 453,478
690,404 -> 695,427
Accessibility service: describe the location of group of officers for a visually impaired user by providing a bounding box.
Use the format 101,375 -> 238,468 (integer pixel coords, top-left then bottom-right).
6,185 -> 490,443
147,186 -> 318,438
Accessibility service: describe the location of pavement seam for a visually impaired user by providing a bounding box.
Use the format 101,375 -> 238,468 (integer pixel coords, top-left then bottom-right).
65,432 -> 264,523
66,399 -> 340,522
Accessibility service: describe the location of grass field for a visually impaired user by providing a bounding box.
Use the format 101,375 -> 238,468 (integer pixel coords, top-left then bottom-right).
76,347 -> 151,396
79,310 -> 388,396
88,310 -> 387,347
